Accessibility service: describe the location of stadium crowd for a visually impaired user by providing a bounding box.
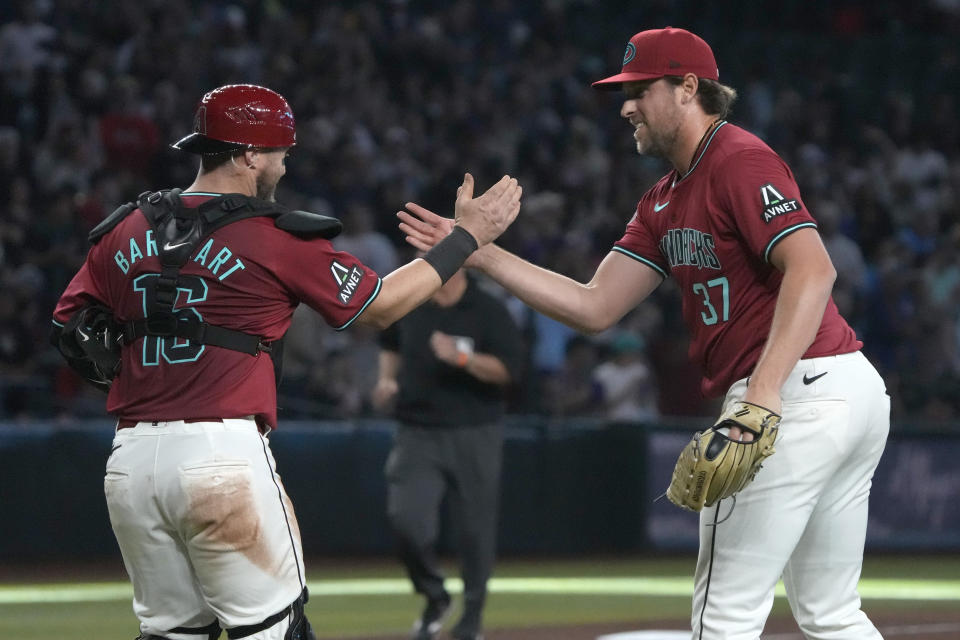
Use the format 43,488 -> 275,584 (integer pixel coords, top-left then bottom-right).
1,0 -> 958,425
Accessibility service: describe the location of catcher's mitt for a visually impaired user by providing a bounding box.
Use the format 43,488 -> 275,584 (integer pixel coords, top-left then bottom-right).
666,401 -> 780,512
52,305 -> 122,392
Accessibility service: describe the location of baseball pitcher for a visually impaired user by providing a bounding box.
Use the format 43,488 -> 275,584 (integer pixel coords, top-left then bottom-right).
398,28 -> 889,640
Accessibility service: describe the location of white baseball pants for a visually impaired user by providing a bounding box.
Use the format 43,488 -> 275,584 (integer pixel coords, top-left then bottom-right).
104,418 -> 306,640
691,351 -> 890,640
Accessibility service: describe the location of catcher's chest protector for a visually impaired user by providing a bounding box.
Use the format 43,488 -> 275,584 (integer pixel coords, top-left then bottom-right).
87,190 -> 343,384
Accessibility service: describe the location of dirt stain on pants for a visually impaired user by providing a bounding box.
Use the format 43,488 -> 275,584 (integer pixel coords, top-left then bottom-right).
183,463 -> 276,573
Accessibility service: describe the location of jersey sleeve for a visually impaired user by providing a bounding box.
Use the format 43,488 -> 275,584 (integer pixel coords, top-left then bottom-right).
277,235 -> 382,331
714,148 -> 818,262
611,198 -> 669,279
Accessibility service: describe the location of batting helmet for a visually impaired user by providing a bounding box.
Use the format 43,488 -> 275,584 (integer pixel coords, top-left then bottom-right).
172,84 -> 296,154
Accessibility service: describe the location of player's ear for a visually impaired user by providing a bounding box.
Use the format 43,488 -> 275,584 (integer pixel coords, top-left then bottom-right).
243,148 -> 258,169
680,73 -> 699,104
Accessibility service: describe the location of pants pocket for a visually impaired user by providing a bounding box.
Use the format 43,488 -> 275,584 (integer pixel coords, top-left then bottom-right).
103,467 -> 132,506
179,460 -> 261,552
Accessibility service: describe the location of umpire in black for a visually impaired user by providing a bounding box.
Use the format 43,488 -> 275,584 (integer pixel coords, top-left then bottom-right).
372,267 -> 523,640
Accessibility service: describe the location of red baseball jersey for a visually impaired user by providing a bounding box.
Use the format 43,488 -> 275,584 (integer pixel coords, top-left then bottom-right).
53,193 -> 382,428
614,122 -> 861,398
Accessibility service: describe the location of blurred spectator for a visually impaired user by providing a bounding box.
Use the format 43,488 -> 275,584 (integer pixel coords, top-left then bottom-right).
542,335 -> 602,418
593,332 -> 658,423
5,0 -> 960,424
0,294 -> 34,374
0,1 -> 58,75
333,202 -> 400,276
528,311 -> 578,378
816,197 -> 868,318
97,76 -> 160,177
279,303 -> 336,417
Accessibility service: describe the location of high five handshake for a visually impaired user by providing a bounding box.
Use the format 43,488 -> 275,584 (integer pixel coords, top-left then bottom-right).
452,173 -> 522,247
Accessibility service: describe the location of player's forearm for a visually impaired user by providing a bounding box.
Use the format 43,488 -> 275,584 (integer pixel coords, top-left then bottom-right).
464,353 -> 511,385
472,245 -> 611,334
356,261 -> 442,329
747,262 -> 836,403
377,350 -> 401,380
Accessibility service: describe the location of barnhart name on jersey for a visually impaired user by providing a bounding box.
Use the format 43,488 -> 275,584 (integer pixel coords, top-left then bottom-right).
659,227 -> 722,270
760,183 -> 801,223
113,229 -> 246,282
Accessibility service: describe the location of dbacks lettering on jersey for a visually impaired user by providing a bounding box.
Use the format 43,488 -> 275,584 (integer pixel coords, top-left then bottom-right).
760,183 -> 801,223
659,227 -> 722,270
331,260 -> 364,304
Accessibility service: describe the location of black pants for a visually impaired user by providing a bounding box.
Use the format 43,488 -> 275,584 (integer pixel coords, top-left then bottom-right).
385,422 -> 503,633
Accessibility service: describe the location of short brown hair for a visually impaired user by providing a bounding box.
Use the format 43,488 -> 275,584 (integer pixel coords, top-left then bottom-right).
665,76 -> 738,119
200,150 -> 243,172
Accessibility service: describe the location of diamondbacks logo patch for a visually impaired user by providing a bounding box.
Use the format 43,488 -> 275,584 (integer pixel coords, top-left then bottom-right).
760,184 -> 801,222
331,260 -> 364,305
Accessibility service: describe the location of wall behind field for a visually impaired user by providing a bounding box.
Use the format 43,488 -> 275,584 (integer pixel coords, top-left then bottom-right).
0,418 -> 957,561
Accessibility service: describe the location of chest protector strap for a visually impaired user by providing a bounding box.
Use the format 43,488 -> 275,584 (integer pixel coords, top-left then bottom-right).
106,190 -> 340,388
119,190 -> 285,357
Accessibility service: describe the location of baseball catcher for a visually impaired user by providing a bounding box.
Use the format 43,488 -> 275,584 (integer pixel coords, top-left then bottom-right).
666,401 -> 780,512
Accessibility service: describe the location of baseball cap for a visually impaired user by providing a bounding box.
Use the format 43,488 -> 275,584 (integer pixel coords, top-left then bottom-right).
592,27 -> 719,90
173,84 -> 296,154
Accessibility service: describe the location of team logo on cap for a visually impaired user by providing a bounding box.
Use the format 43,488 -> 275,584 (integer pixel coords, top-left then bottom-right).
225,102 -> 265,124
622,42 -> 636,66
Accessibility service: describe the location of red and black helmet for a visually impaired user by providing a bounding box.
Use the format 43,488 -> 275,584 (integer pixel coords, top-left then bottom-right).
172,84 -> 296,154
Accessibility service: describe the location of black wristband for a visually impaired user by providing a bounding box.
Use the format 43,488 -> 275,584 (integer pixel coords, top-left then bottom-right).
421,226 -> 479,283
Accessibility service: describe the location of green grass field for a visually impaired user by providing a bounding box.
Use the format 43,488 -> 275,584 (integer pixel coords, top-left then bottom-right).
1,554 -> 958,639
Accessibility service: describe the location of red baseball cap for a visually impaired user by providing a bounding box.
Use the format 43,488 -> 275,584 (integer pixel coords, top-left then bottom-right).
173,84 -> 296,154
592,27 -> 719,90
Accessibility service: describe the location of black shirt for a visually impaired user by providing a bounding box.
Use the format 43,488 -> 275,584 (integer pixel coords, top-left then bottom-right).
380,278 -> 523,427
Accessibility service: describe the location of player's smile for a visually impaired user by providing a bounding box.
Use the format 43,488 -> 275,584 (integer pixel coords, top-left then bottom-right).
621,81 -> 660,153
633,120 -> 647,140
631,117 -> 655,153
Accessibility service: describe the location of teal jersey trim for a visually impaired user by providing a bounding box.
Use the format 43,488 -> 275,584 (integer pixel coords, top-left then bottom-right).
673,121 -> 727,187
334,277 -> 383,331
763,222 -> 818,262
612,246 -> 668,279
51,318 -> 64,327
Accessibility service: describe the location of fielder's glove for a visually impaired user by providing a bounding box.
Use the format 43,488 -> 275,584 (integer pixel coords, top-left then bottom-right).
666,401 -> 780,512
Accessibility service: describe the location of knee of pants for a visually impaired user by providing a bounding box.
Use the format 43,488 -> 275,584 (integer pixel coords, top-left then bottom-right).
225,588 -> 315,640
387,509 -> 436,546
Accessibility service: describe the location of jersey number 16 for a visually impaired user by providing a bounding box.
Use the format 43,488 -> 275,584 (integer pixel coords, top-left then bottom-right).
133,274 -> 208,365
